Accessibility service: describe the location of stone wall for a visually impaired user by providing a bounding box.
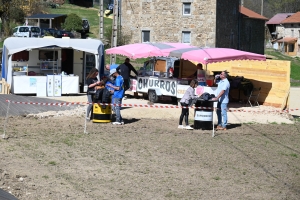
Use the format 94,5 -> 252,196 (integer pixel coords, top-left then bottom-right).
121,0 -> 240,47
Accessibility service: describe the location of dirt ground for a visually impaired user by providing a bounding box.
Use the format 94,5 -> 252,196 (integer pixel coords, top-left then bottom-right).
0,108 -> 300,199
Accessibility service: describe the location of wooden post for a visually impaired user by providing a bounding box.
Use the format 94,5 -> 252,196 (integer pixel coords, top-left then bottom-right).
99,0 -> 104,40
110,0 -> 119,64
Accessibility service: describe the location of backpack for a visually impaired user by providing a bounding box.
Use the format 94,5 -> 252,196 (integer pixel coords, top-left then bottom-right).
200,92 -> 210,101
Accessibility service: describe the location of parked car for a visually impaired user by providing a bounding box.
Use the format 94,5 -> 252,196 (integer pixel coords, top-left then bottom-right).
54,30 -> 74,38
41,28 -> 57,37
12,26 -> 41,38
82,18 -> 89,33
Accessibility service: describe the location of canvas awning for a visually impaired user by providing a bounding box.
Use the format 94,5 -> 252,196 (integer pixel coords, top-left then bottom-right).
1,37 -> 105,86
277,37 -> 298,44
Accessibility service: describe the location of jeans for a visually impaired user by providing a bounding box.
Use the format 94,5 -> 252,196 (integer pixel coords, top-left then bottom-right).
113,98 -> 122,123
217,102 -> 228,128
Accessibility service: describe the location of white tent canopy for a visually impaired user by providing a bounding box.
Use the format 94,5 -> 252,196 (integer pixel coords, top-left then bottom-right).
1,37 -> 105,86
3,37 -> 103,55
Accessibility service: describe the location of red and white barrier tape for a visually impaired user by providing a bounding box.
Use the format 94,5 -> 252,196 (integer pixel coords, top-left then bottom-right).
5,100 -> 298,113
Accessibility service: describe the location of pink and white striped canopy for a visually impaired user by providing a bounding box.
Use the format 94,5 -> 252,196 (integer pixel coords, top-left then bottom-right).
167,47 -> 266,64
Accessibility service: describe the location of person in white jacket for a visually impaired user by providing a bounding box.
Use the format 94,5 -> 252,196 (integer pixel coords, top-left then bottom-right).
178,79 -> 199,130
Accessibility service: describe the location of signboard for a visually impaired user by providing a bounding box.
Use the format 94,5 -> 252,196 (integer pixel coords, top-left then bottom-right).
136,77 -> 177,96
130,79 -> 137,92
195,111 -> 213,121
47,75 -> 62,96
36,78 -> 46,97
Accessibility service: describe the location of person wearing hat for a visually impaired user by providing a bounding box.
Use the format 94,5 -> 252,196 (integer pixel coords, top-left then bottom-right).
107,68 -> 125,125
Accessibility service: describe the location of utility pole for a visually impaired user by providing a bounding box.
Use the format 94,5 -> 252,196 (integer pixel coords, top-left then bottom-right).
110,0 -> 119,64
99,0 -> 104,40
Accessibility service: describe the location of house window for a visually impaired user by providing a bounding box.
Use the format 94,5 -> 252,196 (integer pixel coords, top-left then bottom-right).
12,51 -> 29,61
183,3 -> 191,15
182,31 -> 191,44
291,29 -> 294,37
142,30 -> 150,42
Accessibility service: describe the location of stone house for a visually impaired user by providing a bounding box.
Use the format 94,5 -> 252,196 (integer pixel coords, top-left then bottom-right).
279,12 -> 300,56
266,13 -> 300,56
120,0 -> 267,54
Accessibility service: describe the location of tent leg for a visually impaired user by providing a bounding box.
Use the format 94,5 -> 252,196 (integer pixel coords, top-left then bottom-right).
2,100 -> 10,139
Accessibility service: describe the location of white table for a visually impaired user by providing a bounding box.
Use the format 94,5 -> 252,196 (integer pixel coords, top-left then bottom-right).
12,76 -> 79,95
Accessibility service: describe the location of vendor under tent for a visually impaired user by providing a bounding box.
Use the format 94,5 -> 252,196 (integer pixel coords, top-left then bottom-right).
1,37 -> 105,95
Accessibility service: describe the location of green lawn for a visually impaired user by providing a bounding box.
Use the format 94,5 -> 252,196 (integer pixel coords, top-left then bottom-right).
48,3 -> 112,39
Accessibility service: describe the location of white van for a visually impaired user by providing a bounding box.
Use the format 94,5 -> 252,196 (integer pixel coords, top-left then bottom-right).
12,26 -> 41,38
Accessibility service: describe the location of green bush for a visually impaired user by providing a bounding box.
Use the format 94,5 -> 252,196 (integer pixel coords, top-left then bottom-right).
62,13 -> 82,32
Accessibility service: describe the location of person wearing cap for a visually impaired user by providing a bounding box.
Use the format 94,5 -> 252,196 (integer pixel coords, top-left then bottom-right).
107,68 -> 125,125
178,79 -> 199,130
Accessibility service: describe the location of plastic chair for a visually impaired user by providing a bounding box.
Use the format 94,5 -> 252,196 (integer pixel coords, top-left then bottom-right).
246,87 -> 261,107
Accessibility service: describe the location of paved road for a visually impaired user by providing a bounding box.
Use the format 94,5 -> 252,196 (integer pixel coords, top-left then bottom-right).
0,94 -> 78,117
289,87 -> 300,118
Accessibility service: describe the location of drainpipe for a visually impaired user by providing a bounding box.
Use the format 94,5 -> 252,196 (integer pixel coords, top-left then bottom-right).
238,0 -> 242,50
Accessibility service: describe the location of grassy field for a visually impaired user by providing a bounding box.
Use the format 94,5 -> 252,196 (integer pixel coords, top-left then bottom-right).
47,3 -> 112,39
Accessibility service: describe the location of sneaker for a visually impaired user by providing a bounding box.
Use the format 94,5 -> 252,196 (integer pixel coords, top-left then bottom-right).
185,125 -> 194,130
216,125 -> 222,129
86,117 -> 90,121
178,125 -> 184,129
112,121 -> 122,125
121,121 -> 125,125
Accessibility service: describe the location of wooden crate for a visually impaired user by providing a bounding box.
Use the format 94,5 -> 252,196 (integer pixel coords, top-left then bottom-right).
0,78 -> 10,94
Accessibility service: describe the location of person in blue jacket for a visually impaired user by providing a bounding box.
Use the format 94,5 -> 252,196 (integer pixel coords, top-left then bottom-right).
107,68 -> 124,125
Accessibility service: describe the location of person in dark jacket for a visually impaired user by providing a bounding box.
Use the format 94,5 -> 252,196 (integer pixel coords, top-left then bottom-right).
117,58 -> 138,93
86,68 -> 100,121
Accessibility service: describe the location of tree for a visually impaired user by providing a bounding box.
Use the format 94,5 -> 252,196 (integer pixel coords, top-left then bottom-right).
243,0 -> 300,18
62,13 -> 82,32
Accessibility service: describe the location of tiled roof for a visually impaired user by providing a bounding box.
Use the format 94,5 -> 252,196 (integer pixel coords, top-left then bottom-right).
281,12 -> 300,23
25,14 -> 67,19
277,37 -> 298,43
266,13 -> 294,24
240,6 -> 268,20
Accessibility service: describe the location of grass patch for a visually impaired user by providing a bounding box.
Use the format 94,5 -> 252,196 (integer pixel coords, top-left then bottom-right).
47,3 -> 112,39
48,161 -> 57,166
290,153 -> 298,158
